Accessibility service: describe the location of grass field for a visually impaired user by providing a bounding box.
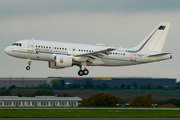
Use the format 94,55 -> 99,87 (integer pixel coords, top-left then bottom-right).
0,109 -> 180,118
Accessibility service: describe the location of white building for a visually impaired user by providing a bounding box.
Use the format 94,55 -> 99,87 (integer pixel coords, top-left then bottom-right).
0,96 -> 82,107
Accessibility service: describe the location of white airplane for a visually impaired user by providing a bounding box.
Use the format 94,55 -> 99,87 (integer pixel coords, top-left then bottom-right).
4,22 -> 172,76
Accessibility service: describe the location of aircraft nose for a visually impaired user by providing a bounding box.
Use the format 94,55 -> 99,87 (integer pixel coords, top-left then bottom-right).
4,47 -> 11,55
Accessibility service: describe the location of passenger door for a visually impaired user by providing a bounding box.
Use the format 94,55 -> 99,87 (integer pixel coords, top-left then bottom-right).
28,41 -> 34,52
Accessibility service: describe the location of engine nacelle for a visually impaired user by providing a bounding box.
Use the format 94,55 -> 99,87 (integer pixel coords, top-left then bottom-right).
55,55 -> 72,67
48,61 -> 65,69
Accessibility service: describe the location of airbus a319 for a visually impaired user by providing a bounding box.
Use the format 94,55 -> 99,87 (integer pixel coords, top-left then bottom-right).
4,22 -> 172,76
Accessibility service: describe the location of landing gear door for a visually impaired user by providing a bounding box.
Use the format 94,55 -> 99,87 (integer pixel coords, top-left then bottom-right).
131,53 -> 136,61
28,41 -> 34,52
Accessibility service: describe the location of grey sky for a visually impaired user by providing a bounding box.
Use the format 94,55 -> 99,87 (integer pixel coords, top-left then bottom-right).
0,0 -> 180,81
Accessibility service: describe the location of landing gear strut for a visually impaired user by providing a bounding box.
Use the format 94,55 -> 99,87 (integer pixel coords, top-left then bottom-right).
78,62 -> 89,76
26,59 -> 31,70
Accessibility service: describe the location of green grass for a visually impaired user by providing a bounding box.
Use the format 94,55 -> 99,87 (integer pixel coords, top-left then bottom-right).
0,109 -> 180,118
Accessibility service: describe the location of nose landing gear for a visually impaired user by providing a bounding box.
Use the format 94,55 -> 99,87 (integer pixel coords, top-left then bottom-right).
26,59 -> 31,70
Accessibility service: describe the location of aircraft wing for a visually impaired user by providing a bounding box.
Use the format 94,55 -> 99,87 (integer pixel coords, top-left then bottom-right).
73,48 -> 115,61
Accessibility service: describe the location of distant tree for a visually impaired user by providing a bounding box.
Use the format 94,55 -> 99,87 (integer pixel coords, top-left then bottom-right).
8,85 -> 16,90
51,79 -> 65,90
58,92 -> 73,97
81,93 -> 117,107
68,82 -> 81,89
79,85 -> 84,90
25,84 -> 30,89
156,85 -> 163,89
160,103 -> 177,108
163,98 -> 180,107
32,90 -> 54,96
126,85 -> 131,89
101,83 -> 108,90
110,85 -> 119,90
0,90 -> 11,96
132,82 -> 138,89
17,94 -> 23,97
85,81 -> 94,89
37,83 -> 51,89
129,93 -> 156,107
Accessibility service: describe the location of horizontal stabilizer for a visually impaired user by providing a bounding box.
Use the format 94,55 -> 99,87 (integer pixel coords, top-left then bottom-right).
148,53 -> 171,57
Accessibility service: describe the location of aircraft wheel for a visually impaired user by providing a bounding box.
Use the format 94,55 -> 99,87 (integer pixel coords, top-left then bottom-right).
26,66 -> 30,70
78,70 -> 83,76
83,69 -> 89,75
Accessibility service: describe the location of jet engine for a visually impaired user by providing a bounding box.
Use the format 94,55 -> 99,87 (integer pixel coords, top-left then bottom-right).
48,55 -> 73,69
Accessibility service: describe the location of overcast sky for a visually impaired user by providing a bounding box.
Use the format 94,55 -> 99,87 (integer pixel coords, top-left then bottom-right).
0,0 -> 180,81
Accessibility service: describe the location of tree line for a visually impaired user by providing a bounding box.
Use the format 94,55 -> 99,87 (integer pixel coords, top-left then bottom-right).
1,79 -> 176,90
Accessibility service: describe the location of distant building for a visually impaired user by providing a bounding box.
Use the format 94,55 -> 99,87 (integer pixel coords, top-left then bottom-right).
0,96 -> 82,107
0,77 -> 176,88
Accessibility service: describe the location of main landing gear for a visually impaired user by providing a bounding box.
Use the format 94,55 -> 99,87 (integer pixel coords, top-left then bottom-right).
78,62 -> 89,76
26,59 -> 31,70
78,68 -> 89,76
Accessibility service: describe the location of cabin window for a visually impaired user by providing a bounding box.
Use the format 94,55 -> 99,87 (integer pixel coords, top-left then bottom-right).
41,46 -> 43,48
65,48 -> 67,50
81,49 -> 83,52
79,49 -> 80,51
73,49 -> 75,51
36,45 -> 37,48
38,46 -> 40,48
123,53 -> 125,55
44,46 -> 45,48
54,47 -> 56,49
62,48 -> 64,50
49,47 -> 51,49
57,47 -> 59,49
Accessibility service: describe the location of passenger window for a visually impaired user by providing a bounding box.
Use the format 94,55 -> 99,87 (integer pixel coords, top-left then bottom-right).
62,48 -> 64,50
54,47 -> 56,49
41,46 -> 43,48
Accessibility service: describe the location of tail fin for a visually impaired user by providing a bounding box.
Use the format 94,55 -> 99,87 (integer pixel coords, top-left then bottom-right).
130,22 -> 171,53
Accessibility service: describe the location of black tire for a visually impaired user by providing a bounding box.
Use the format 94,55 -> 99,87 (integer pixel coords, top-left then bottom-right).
83,69 -> 89,75
26,66 -> 30,70
78,70 -> 83,76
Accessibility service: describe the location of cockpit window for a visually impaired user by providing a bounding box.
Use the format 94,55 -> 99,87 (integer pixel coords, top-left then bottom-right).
12,43 -> 22,46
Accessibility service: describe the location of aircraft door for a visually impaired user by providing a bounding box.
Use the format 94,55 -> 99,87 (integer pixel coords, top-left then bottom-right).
72,47 -> 75,55
28,41 -> 34,52
131,53 -> 136,61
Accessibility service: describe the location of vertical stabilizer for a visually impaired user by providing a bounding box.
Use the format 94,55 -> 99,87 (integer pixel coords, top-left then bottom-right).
130,22 -> 171,53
